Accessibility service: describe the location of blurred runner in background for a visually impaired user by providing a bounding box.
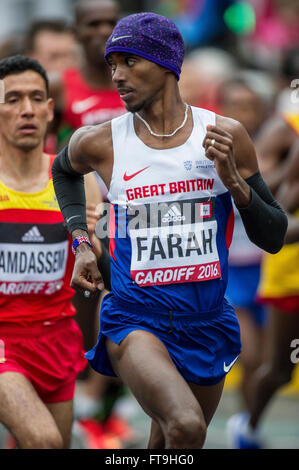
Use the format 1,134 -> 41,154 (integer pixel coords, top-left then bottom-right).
227,117 -> 299,448
25,19 -> 80,74
219,77 -> 269,412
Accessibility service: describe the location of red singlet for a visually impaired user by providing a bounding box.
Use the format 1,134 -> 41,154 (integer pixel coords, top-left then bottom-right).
62,68 -> 126,129
0,155 -> 76,324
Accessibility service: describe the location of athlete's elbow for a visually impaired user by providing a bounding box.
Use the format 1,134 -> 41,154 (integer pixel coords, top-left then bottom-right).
248,213 -> 288,254
266,239 -> 284,254
253,238 -> 283,255
264,214 -> 288,254
276,213 -> 288,252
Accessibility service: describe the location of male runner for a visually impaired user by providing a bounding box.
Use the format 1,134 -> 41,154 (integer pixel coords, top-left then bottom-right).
219,78 -> 268,411
52,13 -> 287,449
50,0 -> 125,158
0,55 -> 88,449
227,137 -> 299,449
24,18 -> 80,155
25,19 -> 79,74
255,111 -> 299,194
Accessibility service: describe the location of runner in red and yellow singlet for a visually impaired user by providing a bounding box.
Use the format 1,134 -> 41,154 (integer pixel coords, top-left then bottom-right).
0,56 -> 87,449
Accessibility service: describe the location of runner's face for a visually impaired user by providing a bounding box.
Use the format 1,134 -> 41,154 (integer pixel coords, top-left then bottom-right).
0,71 -> 54,151
108,53 -> 168,112
31,30 -> 79,73
220,86 -> 263,136
76,3 -> 119,63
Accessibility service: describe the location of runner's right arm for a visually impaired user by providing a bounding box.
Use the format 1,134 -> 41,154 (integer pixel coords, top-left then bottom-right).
52,124 -> 110,233
52,124 -> 111,293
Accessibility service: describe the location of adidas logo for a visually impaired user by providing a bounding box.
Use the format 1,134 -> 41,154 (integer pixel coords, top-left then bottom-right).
162,205 -> 186,223
22,226 -> 45,242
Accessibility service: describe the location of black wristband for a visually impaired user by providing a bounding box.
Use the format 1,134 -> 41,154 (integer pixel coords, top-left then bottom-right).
52,146 -> 88,234
237,172 -> 288,254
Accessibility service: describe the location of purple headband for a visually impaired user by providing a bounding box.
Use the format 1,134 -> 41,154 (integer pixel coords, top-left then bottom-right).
104,12 -> 185,80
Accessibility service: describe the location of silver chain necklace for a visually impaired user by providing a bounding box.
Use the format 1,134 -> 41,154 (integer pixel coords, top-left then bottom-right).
135,103 -> 189,138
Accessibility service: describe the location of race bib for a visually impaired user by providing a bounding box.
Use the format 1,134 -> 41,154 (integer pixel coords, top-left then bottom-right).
128,198 -> 221,287
0,222 -> 69,295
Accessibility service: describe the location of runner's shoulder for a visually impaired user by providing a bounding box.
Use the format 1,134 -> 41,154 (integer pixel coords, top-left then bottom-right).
215,115 -> 244,139
70,121 -> 112,162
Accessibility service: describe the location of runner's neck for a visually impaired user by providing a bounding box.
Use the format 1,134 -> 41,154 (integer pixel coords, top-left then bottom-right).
0,149 -> 50,193
80,61 -> 113,89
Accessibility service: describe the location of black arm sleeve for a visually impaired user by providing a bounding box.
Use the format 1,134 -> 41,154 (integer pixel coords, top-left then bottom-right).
52,146 -> 88,234
237,171 -> 288,254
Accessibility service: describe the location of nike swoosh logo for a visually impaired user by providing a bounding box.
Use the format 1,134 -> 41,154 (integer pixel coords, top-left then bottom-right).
66,215 -> 81,224
123,166 -> 150,181
72,97 -> 100,114
112,35 -> 132,42
223,355 -> 239,373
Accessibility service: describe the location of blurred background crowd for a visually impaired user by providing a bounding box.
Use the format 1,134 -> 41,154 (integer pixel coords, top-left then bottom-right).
1,0 -> 298,131
0,0 -> 298,449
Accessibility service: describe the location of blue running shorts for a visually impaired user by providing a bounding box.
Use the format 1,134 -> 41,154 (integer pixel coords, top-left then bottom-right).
226,264 -> 267,327
86,293 -> 241,386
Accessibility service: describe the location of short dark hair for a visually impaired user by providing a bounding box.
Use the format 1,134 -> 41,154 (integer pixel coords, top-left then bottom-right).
25,19 -> 74,53
0,55 -> 49,95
